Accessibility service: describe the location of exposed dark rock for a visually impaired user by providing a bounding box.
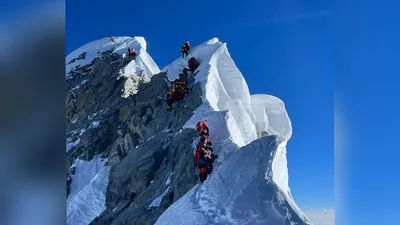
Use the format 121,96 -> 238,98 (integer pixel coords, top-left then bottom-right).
78,51 -> 87,60
67,51 -> 87,65
90,129 -> 199,225
67,50 -> 203,224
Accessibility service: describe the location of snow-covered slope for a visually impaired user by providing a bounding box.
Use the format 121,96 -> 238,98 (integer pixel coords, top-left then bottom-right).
67,155 -> 110,225
155,136 -> 310,225
66,36 -> 160,80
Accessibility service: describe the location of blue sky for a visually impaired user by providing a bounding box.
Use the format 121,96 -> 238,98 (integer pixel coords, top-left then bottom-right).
334,1 -> 400,224
67,0 -> 333,210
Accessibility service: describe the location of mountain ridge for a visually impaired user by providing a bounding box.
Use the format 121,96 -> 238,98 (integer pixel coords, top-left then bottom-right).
66,36 -> 311,225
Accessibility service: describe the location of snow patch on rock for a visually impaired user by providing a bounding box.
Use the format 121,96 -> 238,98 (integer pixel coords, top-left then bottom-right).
67,166 -> 111,225
67,155 -> 110,225
68,155 -> 107,197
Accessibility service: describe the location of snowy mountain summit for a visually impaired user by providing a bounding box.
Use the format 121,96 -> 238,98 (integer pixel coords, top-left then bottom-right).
66,36 -> 159,78
66,36 -> 311,225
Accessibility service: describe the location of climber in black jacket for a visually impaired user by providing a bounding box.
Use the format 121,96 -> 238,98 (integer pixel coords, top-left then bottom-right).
181,41 -> 190,58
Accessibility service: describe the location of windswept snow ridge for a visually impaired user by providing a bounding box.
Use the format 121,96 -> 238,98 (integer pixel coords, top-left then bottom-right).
165,38 -> 292,174
165,38 -> 257,162
249,94 -> 308,221
250,94 -> 292,140
250,94 -> 292,196
160,38 -> 307,224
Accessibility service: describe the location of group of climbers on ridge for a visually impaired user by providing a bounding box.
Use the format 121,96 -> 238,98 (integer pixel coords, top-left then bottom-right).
181,42 -> 218,183
111,39 -> 216,183
111,40 -> 197,112
194,120 -> 218,183
165,41 -> 200,111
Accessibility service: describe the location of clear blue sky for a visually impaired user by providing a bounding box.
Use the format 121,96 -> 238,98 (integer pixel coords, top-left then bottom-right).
67,0 -> 333,210
334,1 -> 400,224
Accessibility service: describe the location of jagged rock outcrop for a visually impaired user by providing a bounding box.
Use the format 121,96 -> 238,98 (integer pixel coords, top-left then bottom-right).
66,42 -> 204,224
90,129 -> 199,225
87,73 -> 204,224
66,50 -> 133,164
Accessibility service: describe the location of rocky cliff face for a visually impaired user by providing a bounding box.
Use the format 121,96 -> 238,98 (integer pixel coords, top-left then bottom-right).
66,47 -> 205,224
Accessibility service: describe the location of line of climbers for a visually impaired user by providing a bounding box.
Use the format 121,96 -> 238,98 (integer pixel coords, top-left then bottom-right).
166,41 -> 200,111
194,120 -> 218,183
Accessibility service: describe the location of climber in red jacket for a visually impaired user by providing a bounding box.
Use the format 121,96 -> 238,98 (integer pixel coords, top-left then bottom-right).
127,47 -> 136,57
194,139 -> 218,183
188,57 -> 199,73
196,120 -> 209,137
